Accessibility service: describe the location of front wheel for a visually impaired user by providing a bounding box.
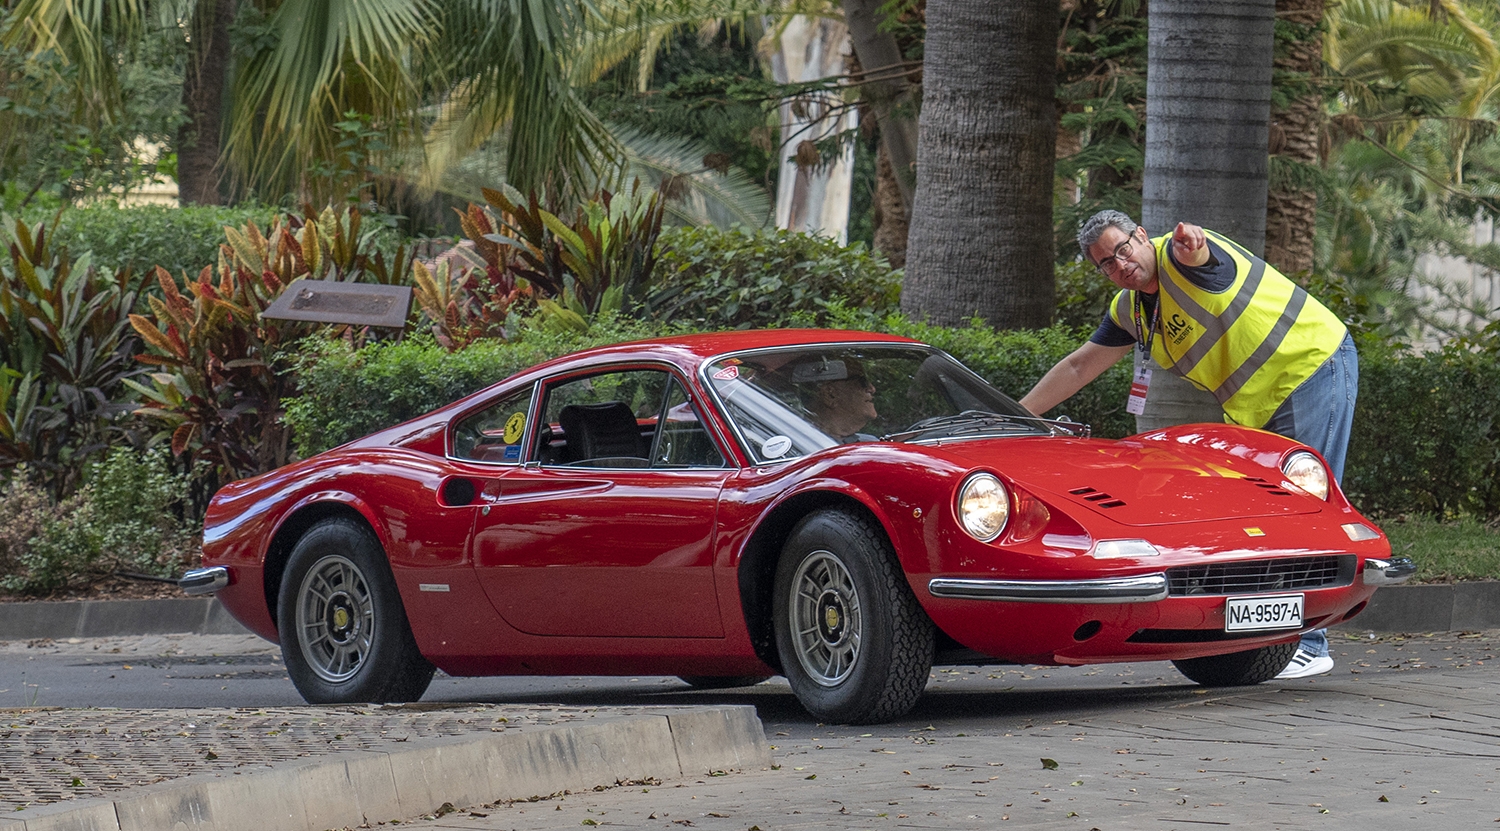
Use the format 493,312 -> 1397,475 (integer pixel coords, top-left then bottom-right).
277,516 -> 435,703
1171,641 -> 1298,687
773,509 -> 934,724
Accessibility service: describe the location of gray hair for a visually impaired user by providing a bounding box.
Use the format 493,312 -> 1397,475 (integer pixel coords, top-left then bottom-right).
1077,210 -> 1139,260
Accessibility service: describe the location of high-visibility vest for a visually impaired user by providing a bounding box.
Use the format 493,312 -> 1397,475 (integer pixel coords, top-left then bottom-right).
1107,230 -> 1347,428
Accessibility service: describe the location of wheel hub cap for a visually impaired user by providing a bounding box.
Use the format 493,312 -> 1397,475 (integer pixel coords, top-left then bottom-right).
296,555 -> 374,684
789,550 -> 862,687
818,592 -> 846,644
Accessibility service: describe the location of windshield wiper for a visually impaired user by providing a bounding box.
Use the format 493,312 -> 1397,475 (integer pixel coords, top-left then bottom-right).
882,410 -> 1036,441
882,410 -> 1090,442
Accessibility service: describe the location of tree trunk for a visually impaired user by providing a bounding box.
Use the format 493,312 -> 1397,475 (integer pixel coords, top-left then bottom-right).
873,138 -> 909,267
902,0 -> 1057,329
176,0 -> 236,206
842,0 -> 918,217
1264,0 -> 1323,276
769,16 -> 858,241
1142,0 -> 1275,252
1137,0 -> 1277,430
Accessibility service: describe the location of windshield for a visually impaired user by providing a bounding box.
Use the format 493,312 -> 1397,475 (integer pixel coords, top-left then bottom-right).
704,343 -> 1060,464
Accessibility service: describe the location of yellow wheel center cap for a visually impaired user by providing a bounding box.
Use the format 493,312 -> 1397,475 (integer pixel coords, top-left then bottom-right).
333,608 -> 351,629
825,606 -> 841,630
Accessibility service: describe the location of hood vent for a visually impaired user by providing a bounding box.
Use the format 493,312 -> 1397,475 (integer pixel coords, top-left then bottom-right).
1243,476 -> 1291,496
1069,486 -> 1126,509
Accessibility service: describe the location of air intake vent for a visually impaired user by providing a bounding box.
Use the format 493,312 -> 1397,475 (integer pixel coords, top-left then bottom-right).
1069,486 -> 1126,508
1244,477 -> 1291,496
1167,555 -> 1354,596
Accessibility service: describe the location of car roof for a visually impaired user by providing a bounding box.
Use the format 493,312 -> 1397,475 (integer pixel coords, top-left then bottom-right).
517,329 -> 926,377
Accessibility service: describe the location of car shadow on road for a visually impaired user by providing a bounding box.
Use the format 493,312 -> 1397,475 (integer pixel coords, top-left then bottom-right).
426,673 -> 1229,728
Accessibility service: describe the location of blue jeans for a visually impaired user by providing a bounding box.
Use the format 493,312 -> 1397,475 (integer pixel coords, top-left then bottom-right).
1261,332 -> 1359,658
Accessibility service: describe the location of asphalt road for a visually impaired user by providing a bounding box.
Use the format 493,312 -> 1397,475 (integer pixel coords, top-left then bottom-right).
2,628 -> 1494,717
4,628 -> 1497,829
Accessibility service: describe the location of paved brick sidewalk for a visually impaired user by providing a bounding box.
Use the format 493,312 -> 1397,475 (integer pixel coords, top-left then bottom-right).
404,630 -> 1500,831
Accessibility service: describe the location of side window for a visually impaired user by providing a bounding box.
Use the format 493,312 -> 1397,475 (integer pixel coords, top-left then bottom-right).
652,378 -> 726,468
537,369 -> 669,468
452,387 -> 535,464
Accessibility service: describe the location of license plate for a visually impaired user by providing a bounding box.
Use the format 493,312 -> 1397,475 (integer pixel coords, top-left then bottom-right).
1223,593 -> 1304,632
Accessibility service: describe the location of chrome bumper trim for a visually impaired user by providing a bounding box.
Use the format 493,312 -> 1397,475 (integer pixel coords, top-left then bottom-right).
1363,556 -> 1416,586
179,566 -> 230,596
928,574 -> 1168,604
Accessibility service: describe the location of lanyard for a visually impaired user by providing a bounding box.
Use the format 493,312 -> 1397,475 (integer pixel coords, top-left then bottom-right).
1132,290 -> 1160,356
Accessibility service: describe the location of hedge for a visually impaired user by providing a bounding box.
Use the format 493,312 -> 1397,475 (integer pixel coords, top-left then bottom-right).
1343,335 -> 1500,519
41,202 -> 279,279
285,316 -> 1500,522
284,315 -> 1136,458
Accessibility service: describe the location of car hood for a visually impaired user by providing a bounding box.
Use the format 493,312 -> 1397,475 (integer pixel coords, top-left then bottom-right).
932,436 -> 1320,526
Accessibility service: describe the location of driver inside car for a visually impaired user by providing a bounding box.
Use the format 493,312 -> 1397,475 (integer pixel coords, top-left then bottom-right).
793,357 -> 879,444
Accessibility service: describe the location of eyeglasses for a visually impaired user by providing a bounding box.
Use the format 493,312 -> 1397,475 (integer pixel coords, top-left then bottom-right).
1096,235 -> 1135,277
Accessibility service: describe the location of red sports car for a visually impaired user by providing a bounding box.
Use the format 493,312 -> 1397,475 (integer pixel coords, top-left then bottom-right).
181,329 -> 1412,723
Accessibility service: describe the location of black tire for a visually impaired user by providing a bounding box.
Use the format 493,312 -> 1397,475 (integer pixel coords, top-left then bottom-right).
277,516 -> 435,703
1172,640 -> 1298,687
772,509 -> 934,724
677,675 -> 773,690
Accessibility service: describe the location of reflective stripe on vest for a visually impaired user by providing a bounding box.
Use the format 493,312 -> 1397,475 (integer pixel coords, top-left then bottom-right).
1107,230 -> 1346,427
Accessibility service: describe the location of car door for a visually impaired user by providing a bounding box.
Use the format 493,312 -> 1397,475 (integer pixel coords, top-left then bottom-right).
470,366 -> 732,638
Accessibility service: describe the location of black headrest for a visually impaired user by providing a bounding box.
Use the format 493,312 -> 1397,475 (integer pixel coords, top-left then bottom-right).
558,401 -> 644,462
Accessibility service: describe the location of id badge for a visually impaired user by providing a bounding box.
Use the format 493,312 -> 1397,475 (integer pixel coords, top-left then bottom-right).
1126,367 -> 1151,415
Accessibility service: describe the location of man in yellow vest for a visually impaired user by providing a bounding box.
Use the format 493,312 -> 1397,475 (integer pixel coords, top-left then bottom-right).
1020,209 -> 1359,680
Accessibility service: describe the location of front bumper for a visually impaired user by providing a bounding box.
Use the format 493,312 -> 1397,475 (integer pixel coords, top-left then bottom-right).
179,566 -> 230,596
928,574 -> 1168,603
1363,556 -> 1416,585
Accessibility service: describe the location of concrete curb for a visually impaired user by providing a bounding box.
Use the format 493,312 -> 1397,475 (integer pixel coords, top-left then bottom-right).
3,582 -> 1498,642
0,598 -> 249,640
0,707 -> 772,831
1330,581 -> 1500,632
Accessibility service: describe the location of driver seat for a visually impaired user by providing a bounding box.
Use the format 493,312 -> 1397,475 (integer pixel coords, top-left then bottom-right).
558,401 -> 646,463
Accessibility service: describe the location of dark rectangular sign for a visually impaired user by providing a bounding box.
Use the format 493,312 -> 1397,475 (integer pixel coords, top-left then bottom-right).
262,279 -> 413,329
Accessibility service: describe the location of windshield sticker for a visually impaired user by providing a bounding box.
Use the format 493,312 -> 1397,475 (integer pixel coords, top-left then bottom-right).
503,445 -> 521,461
713,365 -> 740,381
762,435 -> 793,458
503,412 -> 526,444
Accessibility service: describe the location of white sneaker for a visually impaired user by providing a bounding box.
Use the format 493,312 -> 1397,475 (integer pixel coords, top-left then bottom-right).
1276,647 -> 1334,679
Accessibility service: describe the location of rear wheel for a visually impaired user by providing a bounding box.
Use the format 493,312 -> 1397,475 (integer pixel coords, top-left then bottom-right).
1172,641 -> 1298,687
277,517 -> 435,703
773,509 -> 934,724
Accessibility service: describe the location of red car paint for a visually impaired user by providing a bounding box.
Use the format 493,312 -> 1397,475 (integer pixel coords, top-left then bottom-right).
196,329 -> 1394,683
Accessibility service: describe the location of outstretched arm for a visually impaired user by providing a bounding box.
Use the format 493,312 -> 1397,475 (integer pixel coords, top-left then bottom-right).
1019,341 -> 1132,416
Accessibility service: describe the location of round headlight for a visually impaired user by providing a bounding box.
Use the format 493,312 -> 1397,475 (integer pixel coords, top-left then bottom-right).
958,473 -> 1010,541
1281,451 -> 1329,500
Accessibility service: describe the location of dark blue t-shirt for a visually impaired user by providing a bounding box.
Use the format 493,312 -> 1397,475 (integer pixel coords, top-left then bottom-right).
1089,238 -> 1238,347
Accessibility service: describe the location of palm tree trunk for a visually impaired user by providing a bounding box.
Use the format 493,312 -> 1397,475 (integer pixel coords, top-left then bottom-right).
176,0 -> 236,206
902,0 -> 1057,329
1142,0 -> 1275,251
1137,0 -> 1277,430
1265,0 -> 1323,276
842,0 -> 917,217
873,139 -> 909,267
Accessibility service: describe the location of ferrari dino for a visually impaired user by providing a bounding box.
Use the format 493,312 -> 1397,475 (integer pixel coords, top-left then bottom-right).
181,329 -> 1411,723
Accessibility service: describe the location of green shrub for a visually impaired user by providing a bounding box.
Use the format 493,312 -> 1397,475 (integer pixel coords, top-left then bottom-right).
649,226 -> 901,329
0,449 -> 198,596
283,317 -> 670,456
41,203 -> 278,279
1,215 -> 143,496
1345,334 -> 1500,520
1053,258 -> 1118,330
